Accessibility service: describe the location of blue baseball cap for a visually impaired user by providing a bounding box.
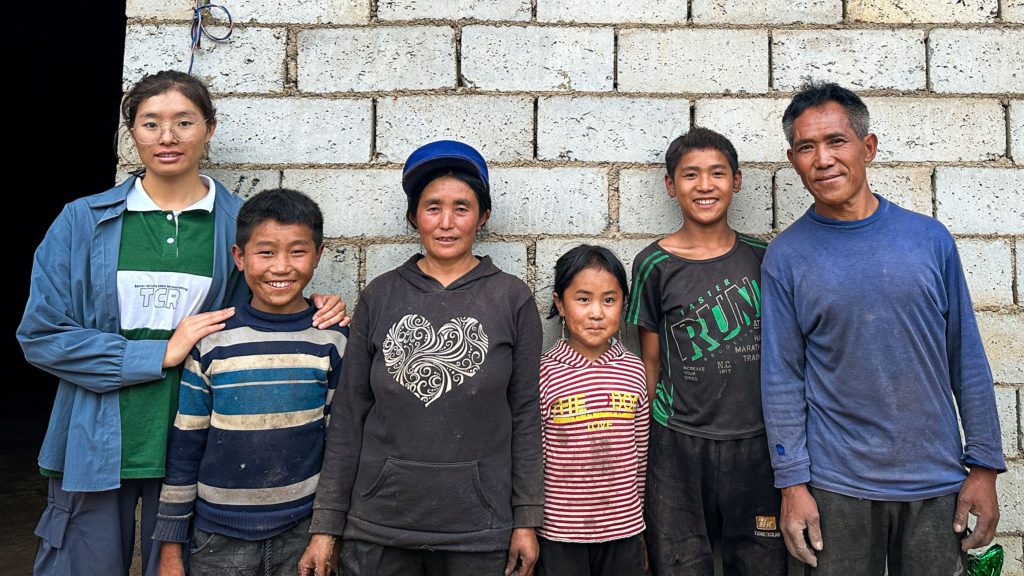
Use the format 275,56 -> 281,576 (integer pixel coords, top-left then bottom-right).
402,140 -> 490,199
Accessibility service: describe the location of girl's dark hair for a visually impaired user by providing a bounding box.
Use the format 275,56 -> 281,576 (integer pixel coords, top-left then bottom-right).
121,70 -> 217,127
548,245 -> 629,319
406,169 -> 491,229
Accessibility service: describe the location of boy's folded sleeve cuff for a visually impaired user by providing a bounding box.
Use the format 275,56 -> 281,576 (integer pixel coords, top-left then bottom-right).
513,505 -> 544,528
309,509 -> 347,536
151,515 -> 190,543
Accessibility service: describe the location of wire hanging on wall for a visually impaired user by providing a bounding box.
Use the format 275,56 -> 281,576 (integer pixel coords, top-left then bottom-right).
189,0 -> 233,74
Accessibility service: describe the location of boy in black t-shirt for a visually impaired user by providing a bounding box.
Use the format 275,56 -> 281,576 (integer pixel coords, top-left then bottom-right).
627,128 -> 787,575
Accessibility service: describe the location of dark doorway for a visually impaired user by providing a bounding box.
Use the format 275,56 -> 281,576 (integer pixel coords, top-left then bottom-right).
4,1 -> 126,570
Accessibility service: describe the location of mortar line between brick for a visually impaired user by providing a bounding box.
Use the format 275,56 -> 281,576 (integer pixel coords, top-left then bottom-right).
455,25 -> 464,88
767,29 -> 774,90
533,98 -> 539,160
1012,238 -> 1020,307
924,26 -> 932,92
841,0 -> 847,23
1005,101 -> 1013,162
369,0 -> 379,22
531,0 -> 538,22
370,98 -> 378,162
613,28 -> 619,91
929,166 -> 938,219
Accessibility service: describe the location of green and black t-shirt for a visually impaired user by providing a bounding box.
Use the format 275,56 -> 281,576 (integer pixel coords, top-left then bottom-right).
627,235 -> 767,440
116,178 -> 216,478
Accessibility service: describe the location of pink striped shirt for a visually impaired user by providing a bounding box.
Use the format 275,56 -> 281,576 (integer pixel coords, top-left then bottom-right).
538,339 -> 649,542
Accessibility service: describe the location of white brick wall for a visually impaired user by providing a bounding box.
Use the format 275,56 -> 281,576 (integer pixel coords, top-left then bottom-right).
281,169 -> 407,237
929,29 -> 1024,93
488,168 -> 609,235
995,387 -> 1020,458
771,30 -> 926,91
203,169 -> 281,197
461,26 -> 613,91
213,99 -> 371,164
123,2 -> 1024,564
298,27 -> 455,92
1006,0 -> 1024,22
691,0 -> 841,24
1000,464 -> 1024,532
306,245 -> 360,305
618,30 -> 769,94
376,96 -> 534,163
935,168 -> 1024,234
867,98 -> 1005,162
847,0 -> 998,23
537,0 -> 688,23
978,312 -> 1024,383
955,239 -> 1014,308
695,99 -> 791,162
378,0 -> 530,21
123,26 -> 287,93
538,97 -> 690,162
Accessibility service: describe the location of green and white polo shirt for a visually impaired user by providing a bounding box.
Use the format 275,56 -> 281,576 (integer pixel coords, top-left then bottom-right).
117,176 -> 216,478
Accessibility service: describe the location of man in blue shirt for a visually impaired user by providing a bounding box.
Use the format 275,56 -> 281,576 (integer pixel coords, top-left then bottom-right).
760,82 -> 1004,575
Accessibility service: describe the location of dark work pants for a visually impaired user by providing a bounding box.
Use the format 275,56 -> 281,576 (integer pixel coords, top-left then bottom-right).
189,517 -> 312,576
536,534 -> 646,576
644,425 -> 788,576
33,477 -> 162,576
808,488 -> 966,576
340,539 -> 509,576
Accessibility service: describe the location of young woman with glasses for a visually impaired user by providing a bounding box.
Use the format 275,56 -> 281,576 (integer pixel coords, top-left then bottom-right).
17,70 -> 348,576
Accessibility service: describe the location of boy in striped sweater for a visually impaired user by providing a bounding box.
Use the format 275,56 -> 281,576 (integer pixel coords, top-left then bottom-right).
153,188 -> 348,575
627,128 -> 787,575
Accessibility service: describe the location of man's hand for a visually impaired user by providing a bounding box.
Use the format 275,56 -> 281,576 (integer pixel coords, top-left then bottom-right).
157,542 -> 185,576
504,527 -> 539,576
781,484 -> 823,567
955,466 -> 999,550
298,533 -> 339,576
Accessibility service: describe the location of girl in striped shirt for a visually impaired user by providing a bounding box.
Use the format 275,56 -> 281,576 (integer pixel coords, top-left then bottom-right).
537,245 -> 649,576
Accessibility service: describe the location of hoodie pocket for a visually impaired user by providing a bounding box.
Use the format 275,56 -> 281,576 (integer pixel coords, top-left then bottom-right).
359,457 -> 497,533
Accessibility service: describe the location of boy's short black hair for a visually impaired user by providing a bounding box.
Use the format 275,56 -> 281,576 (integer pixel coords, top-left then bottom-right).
782,82 -> 870,146
548,245 -> 630,319
236,188 -> 324,249
665,127 -> 740,178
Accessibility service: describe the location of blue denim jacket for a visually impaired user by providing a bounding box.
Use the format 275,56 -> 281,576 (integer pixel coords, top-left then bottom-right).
17,175 -> 247,492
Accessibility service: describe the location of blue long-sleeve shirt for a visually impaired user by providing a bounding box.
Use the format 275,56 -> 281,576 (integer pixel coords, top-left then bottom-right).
16,175 -> 246,492
761,195 -> 1004,501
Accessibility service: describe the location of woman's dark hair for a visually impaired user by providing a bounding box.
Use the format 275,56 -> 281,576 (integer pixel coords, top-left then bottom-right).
406,169 -> 491,229
121,70 -> 217,128
236,188 -> 324,249
548,245 -> 630,319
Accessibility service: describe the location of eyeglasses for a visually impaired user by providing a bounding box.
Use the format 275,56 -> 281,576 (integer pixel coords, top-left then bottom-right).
130,118 -> 209,145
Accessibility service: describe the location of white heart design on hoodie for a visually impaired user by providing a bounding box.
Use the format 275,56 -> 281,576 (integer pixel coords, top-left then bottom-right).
382,314 -> 489,406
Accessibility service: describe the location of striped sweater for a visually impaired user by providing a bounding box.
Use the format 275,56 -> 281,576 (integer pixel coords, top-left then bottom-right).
153,300 -> 348,542
538,340 -> 649,542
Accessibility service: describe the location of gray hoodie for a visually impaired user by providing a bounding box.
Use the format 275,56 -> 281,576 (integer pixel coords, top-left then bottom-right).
310,255 -> 544,551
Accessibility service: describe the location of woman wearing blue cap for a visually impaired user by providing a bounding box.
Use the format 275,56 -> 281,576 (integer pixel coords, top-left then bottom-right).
300,140 -> 544,576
